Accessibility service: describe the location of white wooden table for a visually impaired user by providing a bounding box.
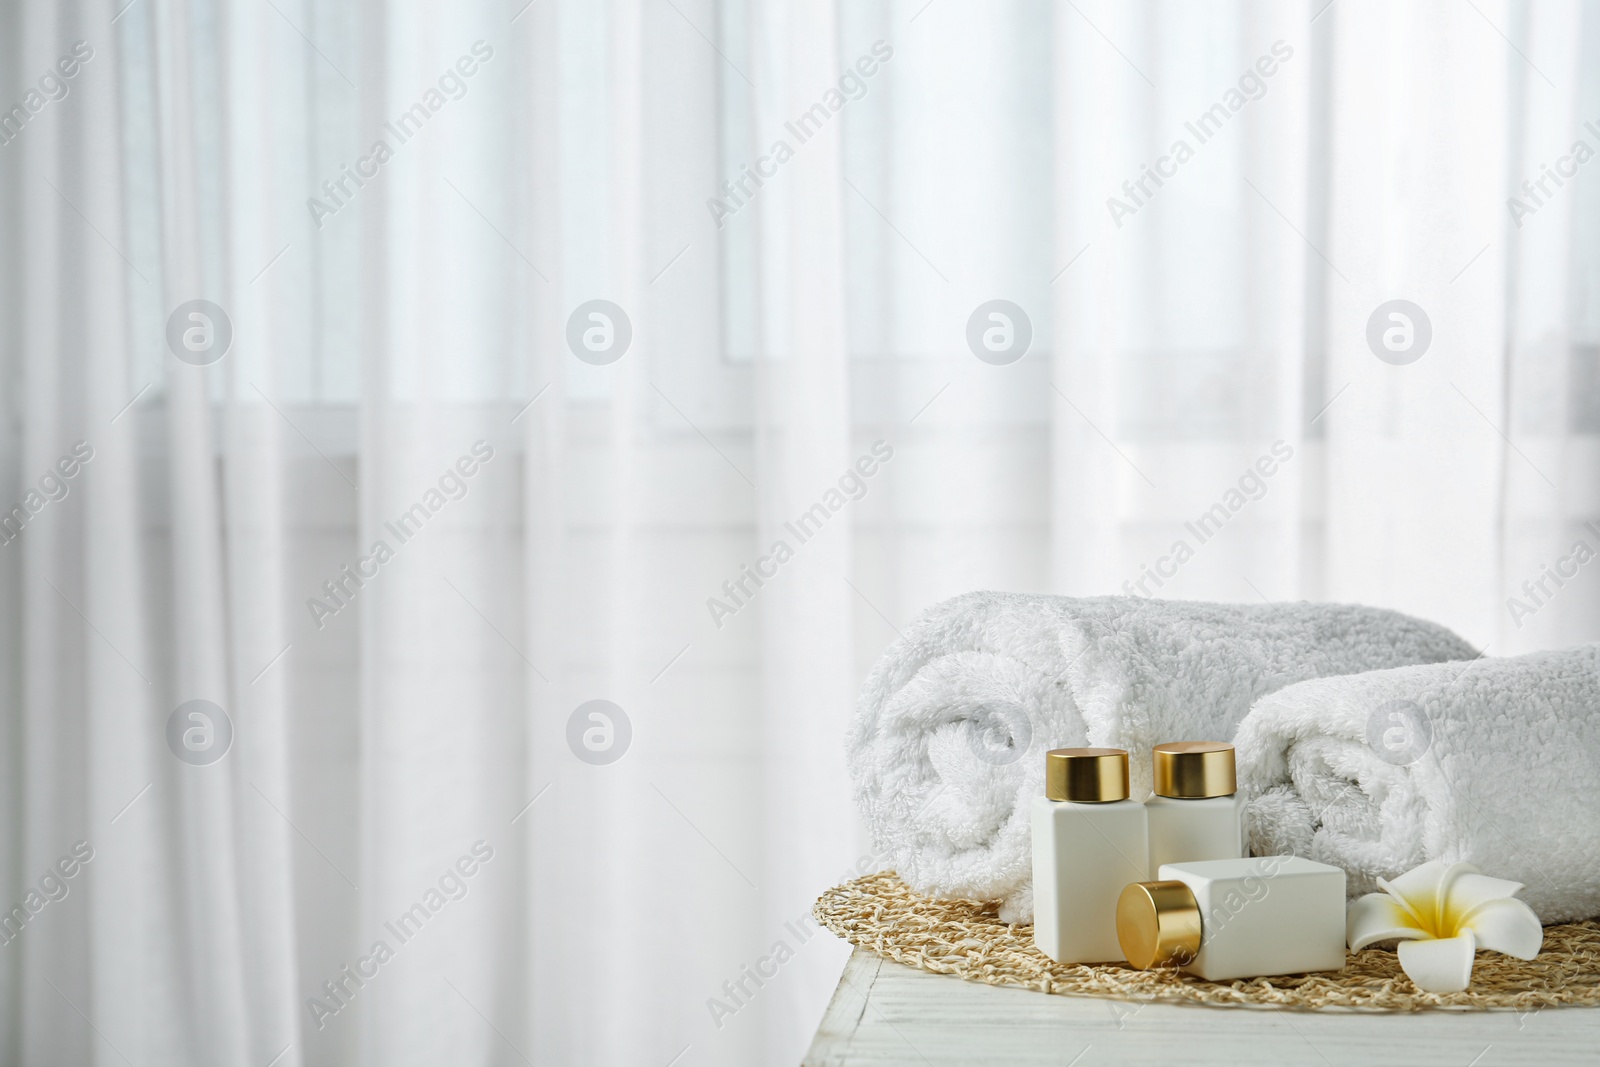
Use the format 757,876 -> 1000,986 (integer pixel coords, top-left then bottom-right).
805,947 -> 1600,1066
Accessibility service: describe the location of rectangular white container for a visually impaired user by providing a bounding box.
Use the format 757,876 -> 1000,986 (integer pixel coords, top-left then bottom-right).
1158,856 -> 1347,980
1145,792 -> 1246,873
1031,795 -> 1148,964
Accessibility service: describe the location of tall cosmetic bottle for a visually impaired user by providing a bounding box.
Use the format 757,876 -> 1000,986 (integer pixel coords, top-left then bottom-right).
1144,741 -> 1245,874
1032,748 -> 1148,964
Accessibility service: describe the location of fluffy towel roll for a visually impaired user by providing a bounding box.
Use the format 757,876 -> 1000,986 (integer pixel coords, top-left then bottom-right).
1238,644 -> 1600,923
848,592 -> 1475,922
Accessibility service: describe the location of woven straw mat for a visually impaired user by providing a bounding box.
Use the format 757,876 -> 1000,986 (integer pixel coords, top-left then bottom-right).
813,872 -> 1600,1012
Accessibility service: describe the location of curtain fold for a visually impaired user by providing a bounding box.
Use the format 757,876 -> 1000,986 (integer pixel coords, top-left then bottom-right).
751,0 -> 857,1058
153,0 -> 255,1057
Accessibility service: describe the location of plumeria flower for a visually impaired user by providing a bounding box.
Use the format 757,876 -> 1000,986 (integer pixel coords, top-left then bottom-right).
1347,860 -> 1543,993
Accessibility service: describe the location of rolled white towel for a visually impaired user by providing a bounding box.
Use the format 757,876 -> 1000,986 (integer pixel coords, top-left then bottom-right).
1237,644 -> 1600,923
848,592 -> 1476,922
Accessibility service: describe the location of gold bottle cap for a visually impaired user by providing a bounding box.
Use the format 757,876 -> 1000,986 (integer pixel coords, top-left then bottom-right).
1044,748 -> 1129,803
1117,880 -> 1203,969
1152,741 -> 1237,798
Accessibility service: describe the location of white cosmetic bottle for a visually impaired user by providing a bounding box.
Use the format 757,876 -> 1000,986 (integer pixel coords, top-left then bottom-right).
1116,856 -> 1348,980
1031,748 -> 1148,964
1144,741 -> 1245,874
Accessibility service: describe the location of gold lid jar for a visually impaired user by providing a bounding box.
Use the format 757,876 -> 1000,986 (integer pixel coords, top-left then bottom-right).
1151,741 -> 1236,799
1044,748 -> 1129,803
1116,880 -> 1203,969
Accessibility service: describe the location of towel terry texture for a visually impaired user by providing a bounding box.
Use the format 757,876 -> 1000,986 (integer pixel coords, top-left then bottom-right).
1237,643 -> 1600,923
848,592 -> 1476,922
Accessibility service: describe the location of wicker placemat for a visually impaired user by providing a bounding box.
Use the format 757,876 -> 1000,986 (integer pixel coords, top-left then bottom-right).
813,871 -> 1600,1012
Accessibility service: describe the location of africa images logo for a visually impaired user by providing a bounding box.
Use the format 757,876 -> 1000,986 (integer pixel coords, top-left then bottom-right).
1365,300 -> 1431,365
166,700 -> 234,766
1105,40 -> 1293,228
566,300 -> 632,365
706,40 -> 894,228
166,300 -> 233,365
306,41 -> 495,228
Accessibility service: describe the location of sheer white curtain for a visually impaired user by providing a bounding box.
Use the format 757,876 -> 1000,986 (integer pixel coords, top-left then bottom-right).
1049,0 -> 1599,651
2,2 -> 1597,1066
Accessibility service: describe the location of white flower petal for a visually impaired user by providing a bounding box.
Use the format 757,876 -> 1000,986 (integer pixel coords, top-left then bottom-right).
1347,893 -> 1428,951
1462,898 -> 1543,960
1378,860 -> 1451,930
1449,871 -> 1526,921
1397,930 -> 1477,993
1378,860 -> 1451,901
1432,863 -> 1481,932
